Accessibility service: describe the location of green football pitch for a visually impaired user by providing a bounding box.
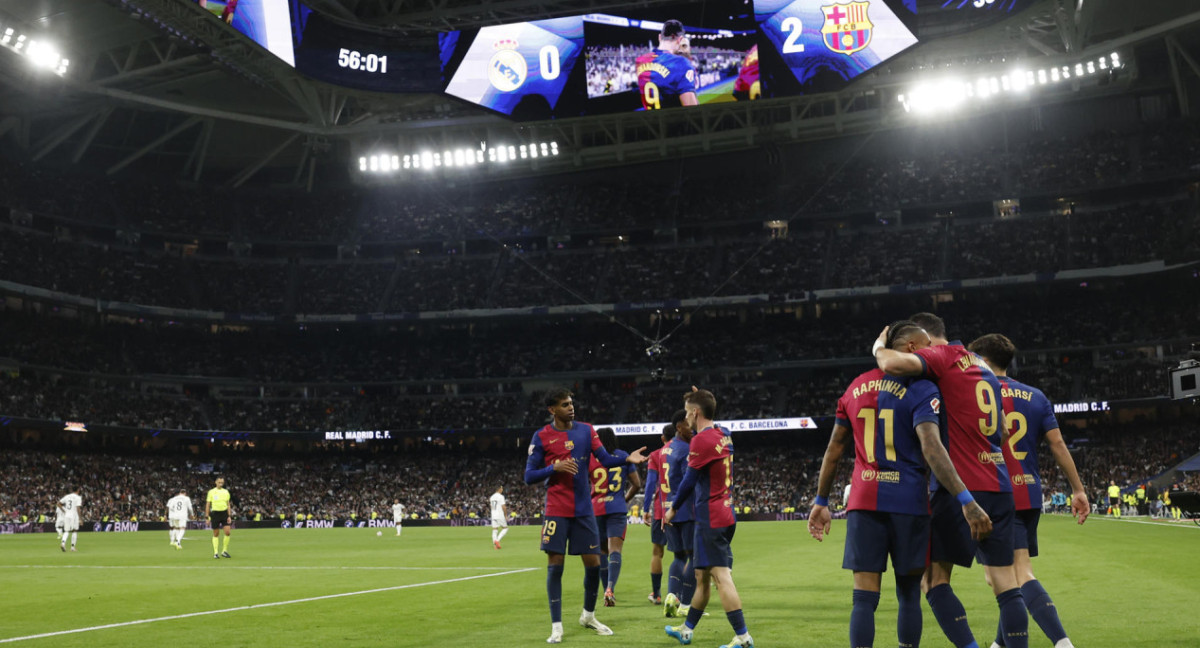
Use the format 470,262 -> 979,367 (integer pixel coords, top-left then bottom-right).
1,516 -> 1195,647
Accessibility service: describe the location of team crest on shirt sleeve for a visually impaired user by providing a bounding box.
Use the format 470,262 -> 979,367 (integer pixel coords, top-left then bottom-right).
528,444 -> 535,456
930,397 -> 941,414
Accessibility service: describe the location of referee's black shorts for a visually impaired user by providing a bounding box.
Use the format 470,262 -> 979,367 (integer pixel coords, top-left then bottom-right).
209,510 -> 230,527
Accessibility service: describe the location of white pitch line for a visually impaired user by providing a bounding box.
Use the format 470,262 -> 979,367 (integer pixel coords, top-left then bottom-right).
0,567 -> 536,644
1092,517 -> 1200,529
0,565 -> 522,571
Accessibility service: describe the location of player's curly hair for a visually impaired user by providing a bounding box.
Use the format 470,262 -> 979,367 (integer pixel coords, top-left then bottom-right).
543,387 -> 572,407
597,427 -> 618,453
662,424 -> 675,441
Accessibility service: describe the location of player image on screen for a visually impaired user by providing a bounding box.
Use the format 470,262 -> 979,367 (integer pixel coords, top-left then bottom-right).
582,9 -> 757,112
635,20 -> 697,110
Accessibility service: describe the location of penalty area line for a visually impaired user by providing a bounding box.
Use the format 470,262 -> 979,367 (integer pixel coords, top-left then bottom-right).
1092,517 -> 1200,529
0,567 -> 536,644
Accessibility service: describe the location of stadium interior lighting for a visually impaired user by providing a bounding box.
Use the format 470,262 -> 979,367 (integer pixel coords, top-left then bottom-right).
0,24 -> 70,76
357,141 -> 560,174
901,52 -> 1123,115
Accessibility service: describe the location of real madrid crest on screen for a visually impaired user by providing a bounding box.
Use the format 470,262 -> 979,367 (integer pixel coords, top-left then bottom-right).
488,39 -> 528,92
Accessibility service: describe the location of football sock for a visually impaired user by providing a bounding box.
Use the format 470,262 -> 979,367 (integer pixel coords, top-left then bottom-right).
492,529 -> 498,543
652,571 -> 663,597
895,574 -> 923,648
996,588 -> 1029,648
599,554 -> 609,591
1021,580 -> 1067,644
222,535 -> 231,552
726,609 -> 748,636
669,552 -> 687,597
680,555 -> 696,606
608,551 -> 622,591
850,589 -> 880,648
583,565 -> 601,613
70,531 -> 77,548
685,605 -> 705,630
927,584 -> 978,648
547,565 -> 564,623
497,527 -> 508,541
212,537 -> 220,554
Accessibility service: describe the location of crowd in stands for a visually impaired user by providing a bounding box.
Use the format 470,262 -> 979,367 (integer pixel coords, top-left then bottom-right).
2,416 -> 1195,523
1,199 -> 1195,314
3,122 -> 1198,247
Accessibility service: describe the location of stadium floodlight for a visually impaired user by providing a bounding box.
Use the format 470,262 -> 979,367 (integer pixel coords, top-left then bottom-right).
1075,63 -> 1084,76
475,150 -> 484,164
519,145 -> 528,159
507,145 -> 516,160
901,79 -> 967,114
1098,56 -> 1107,70
1086,61 -> 1095,74
1,28 -> 12,45
421,151 -> 433,169
530,144 -> 538,159
1051,67 -> 1060,82
1111,51 -> 1120,67
403,155 -> 411,169
391,155 -> 400,171
1038,69 -> 1048,84
25,40 -> 62,70
550,142 -> 559,155
14,34 -> 25,51
369,155 -> 380,172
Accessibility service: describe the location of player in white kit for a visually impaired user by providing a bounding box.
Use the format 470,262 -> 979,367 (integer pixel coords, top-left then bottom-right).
489,486 -> 508,549
53,500 -> 66,542
392,500 -> 406,537
167,489 -> 194,549
59,488 -> 82,552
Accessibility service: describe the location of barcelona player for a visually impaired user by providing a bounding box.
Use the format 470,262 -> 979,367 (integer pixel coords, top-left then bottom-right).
732,45 -> 759,102
663,388 -> 753,648
873,313 -> 1030,648
643,424 -> 675,605
661,408 -> 696,618
969,334 -> 1089,648
636,20 -> 698,110
525,388 -> 648,644
588,427 -> 643,606
810,321 -> 990,648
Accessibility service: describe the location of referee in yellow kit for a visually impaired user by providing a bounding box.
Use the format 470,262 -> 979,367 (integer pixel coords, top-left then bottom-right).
206,477 -> 234,559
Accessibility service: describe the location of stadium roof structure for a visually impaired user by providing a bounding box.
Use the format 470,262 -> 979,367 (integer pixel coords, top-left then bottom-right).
0,0 -> 1199,189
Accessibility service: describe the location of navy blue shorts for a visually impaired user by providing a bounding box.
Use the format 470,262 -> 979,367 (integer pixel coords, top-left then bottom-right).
540,516 -> 601,555
664,520 -> 694,555
693,524 -> 735,569
842,510 -> 930,574
598,513 -> 628,541
1012,509 -> 1040,557
930,489 -> 1015,568
650,518 -> 666,546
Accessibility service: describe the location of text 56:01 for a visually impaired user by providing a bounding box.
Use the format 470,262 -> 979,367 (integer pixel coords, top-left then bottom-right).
337,48 -> 388,73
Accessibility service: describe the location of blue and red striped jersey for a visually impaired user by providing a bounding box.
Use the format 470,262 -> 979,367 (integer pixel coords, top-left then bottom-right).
915,343 -> 1012,493
836,369 -> 939,516
589,450 -> 635,516
525,421 -> 625,517
998,376 -> 1059,510
688,425 -> 736,529
662,436 -> 694,523
635,49 -> 697,110
645,447 -> 666,520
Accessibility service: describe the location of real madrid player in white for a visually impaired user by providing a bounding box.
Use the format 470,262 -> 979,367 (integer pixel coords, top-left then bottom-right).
490,485 -> 509,549
392,499 -> 406,537
166,489 -> 194,549
59,488 -> 82,552
53,498 -> 66,543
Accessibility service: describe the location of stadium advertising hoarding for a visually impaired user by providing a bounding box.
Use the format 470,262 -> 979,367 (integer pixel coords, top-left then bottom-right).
603,417 -> 819,436
439,0 -> 917,119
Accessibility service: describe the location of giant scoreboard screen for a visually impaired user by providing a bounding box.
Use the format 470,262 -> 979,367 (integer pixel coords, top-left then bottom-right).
439,0 -> 918,119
